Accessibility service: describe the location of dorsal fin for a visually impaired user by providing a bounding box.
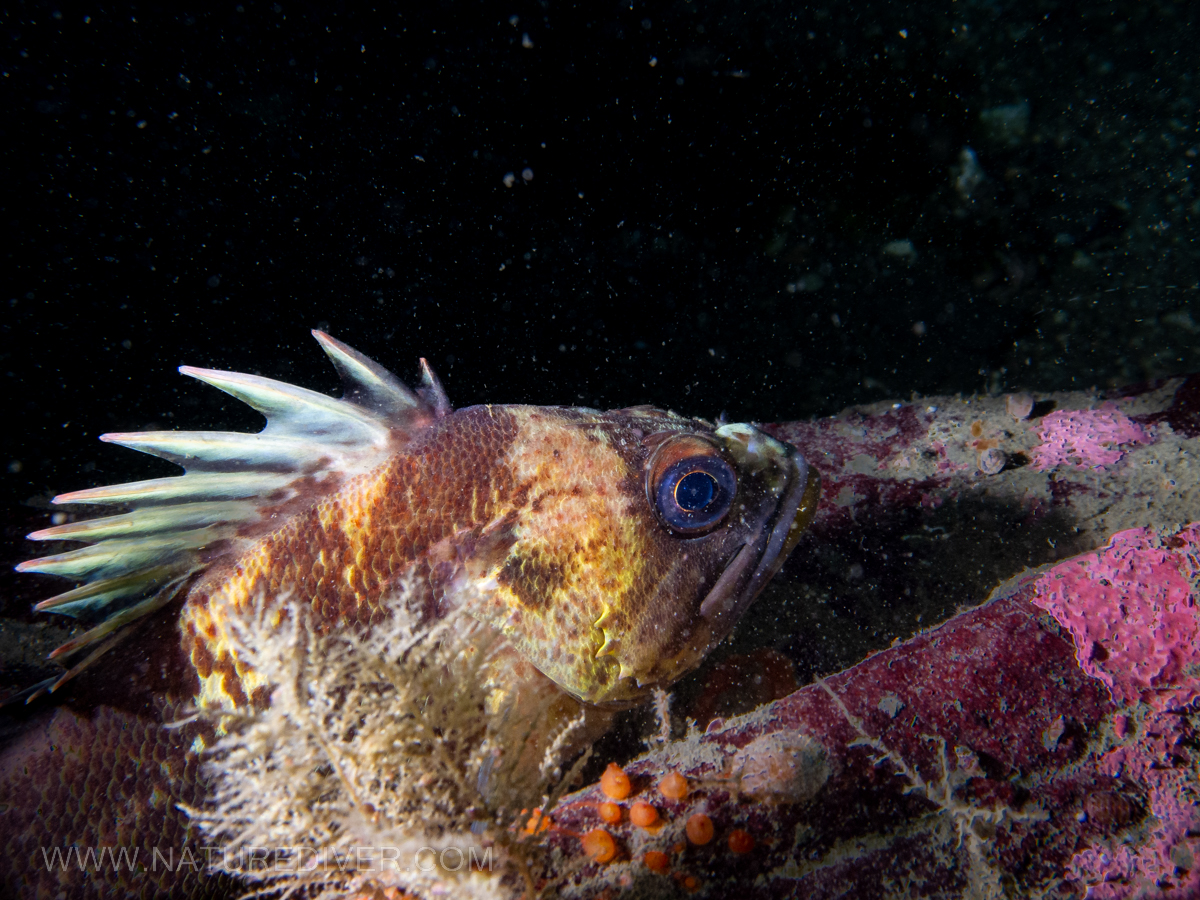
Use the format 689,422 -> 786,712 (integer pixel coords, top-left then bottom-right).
16,331 -> 450,698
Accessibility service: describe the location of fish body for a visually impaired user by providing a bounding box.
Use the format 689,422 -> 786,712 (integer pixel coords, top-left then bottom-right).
186,402 -> 814,711
2,332 -> 819,898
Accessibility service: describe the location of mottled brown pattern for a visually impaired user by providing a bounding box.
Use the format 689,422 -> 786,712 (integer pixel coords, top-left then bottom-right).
497,547 -> 568,609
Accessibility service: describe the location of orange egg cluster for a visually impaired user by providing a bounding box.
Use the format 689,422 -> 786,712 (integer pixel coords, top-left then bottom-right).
584,763 -> 758,880
643,849 -> 670,873
629,800 -> 659,828
597,801 -> 622,824
600,762 -> 632,800
658,771 -> 689,801
685,813 -> 714,845
728,828 -> 755,854
582,828 -> 617,863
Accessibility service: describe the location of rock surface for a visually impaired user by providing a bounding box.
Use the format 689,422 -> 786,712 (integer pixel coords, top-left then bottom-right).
547,525 -> 1200,899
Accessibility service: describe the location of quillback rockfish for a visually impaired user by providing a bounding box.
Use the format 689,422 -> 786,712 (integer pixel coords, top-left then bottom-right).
3,331 -> 819,899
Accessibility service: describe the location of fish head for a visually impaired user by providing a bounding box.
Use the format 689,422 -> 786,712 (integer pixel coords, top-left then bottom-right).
460,405 -> 820,707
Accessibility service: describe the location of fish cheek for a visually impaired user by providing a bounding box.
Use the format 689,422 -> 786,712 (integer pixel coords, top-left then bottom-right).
617,529 -> 733,687
477,528 -> 624,702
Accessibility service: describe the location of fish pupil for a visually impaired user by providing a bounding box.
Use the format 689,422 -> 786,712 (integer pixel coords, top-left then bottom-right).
675,471 -> 716,511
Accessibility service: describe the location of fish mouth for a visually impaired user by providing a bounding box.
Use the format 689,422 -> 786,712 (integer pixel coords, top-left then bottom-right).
698,444 -> 819,634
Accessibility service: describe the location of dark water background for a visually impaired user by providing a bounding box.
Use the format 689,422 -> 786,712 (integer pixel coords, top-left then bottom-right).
1,1 -> 1196,639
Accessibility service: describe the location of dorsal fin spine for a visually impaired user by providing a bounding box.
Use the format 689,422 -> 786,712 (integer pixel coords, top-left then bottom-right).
178,366 -> 393,442
418,357 -> 453,418
312,329 -> 425,417
99,432 -> 331,472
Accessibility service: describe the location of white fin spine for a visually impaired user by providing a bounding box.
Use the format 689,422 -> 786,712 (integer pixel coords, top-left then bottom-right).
17,530 -> 216,580
35,575 -> 189,697
19,331 -> 451,684
418,357 -> 453,418
47,579 -> 185,660
28,501 -> 259,543
41,627 -> 135,697
33,567 -> 175,613
312,329 -> 424,417
51,471 -> 296,506
99,431 -> 330,472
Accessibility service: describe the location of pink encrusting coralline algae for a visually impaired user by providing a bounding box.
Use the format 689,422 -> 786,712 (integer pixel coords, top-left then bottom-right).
1031,526 -> 1200,711
1031,525 -> 1200,899
1031,406 -> 1149,471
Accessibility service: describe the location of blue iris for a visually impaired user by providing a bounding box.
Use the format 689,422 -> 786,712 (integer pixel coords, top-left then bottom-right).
653,456 -> 736,534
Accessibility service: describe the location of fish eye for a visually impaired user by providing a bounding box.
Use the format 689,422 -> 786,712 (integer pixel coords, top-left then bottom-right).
653,455 -> 736,534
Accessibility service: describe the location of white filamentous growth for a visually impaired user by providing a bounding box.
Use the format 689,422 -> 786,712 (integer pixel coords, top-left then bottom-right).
182,588 -> 585,900
649,686 -> 674,746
